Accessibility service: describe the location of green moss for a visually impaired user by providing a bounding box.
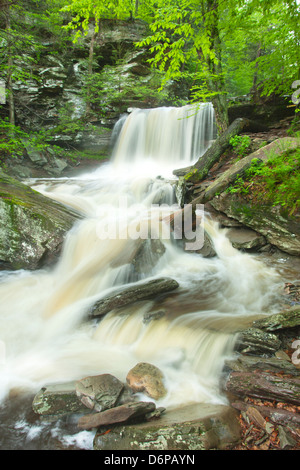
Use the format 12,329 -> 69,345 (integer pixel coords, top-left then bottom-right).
184,168 -> 202,183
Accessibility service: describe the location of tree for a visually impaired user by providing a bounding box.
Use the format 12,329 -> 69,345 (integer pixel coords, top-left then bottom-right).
136,0 -> 300,134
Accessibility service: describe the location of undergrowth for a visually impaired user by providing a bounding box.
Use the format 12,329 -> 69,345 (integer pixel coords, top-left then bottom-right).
226,147 -> 300,216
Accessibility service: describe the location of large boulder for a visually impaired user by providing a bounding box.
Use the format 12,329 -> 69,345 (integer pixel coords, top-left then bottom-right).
210,192 -> 300,255
0,171 -> 80,270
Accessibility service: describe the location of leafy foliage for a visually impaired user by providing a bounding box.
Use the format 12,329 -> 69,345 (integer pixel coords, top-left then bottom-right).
227,148 -> 300,215
229,135 -> 252,159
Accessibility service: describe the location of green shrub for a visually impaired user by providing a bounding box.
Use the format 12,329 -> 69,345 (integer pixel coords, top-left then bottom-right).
229,134 -> 251,159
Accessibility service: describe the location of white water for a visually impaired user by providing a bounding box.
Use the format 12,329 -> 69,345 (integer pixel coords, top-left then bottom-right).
0,104 -> 282,412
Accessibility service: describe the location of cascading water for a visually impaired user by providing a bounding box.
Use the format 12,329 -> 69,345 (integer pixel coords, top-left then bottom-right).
0,104 -> 284,449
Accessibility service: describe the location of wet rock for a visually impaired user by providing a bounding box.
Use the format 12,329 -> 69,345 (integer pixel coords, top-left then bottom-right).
78,401 -> 156,430
210,192 -> 300,256
195,232 -> 216,258
93,403 -> 241,450
75,374 -> 125,412
126,362 -> 167,400
225,370 -> 300,405
225,227 -> 266,251
235,327 -> 281,356
90,277 -> 179,318
32,382 -> 85,416
253,306 -> 300,332
143,309 -> 165,324
225,355 -> 300,376
132,239 -> 166,275
0,171 -> 81,270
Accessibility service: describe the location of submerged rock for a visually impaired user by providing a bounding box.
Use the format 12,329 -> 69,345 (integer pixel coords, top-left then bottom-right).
126,362 -> 167,400
0,171 -> 80,270
90,277 -> 179,318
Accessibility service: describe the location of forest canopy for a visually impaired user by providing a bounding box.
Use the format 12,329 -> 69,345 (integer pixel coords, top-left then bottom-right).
0,0 -> 299,142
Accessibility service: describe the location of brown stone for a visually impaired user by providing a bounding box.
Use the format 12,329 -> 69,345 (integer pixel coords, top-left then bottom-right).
77,401 -> 156,430
126,362 -> 167,400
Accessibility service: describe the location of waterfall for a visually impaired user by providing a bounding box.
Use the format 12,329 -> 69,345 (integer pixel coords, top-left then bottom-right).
0,104 -> 281,416
111,103 -> 216,176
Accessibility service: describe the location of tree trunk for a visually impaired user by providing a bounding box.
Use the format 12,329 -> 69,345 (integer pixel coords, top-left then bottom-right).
173,117 -> 250,177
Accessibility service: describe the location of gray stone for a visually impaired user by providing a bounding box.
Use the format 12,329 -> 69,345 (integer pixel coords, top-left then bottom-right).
225,227 -> 266,250
90,277 -> 179,318
210,192 -> 300,256
93,403 -> 241,450
32,382 -> 84,416
253,306 -> 300,332
225,355 -> 299,376
0,171 -> 80,270
75,374 -> 124,412
235,327 -> 281,355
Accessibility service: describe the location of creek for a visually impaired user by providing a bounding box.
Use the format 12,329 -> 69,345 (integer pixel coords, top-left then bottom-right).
0,104 -> 289,449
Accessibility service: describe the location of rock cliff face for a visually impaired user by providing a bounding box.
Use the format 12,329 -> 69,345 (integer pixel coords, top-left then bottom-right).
9,19 -> 185,156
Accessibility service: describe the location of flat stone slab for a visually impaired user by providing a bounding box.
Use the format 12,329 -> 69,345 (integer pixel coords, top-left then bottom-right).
225,227 -> 266,250
32,381 -> 85,416
93,403 -> 241,450
78,401 -> 156,430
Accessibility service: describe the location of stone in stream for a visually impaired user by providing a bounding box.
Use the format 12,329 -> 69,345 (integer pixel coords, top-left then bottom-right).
225,370 -> 300,406
126,362 -> 167,400
252,306 -> 300,332
235,327 -> 282,356
77,401 -> 156,430
90,277 -> 179,318
110,238 -> 166,276
0,170 -> 81,270
75,374 -> 126,412
32,382 -> 86,416
93,403 -> 241,450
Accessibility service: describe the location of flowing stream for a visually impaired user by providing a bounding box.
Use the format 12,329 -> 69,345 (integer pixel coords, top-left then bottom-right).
0,104 -> 287,449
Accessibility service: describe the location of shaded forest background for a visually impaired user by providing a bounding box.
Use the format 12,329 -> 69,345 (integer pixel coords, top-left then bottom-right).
0,0 -> 299,166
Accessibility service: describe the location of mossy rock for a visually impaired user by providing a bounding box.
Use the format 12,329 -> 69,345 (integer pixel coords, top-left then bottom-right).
0,170 -> 80,270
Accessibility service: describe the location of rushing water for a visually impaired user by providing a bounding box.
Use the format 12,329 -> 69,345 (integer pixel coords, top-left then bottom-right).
0,104 -> 287,449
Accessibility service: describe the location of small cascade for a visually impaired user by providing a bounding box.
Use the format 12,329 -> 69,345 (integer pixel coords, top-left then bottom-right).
111,103 -> 216,172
